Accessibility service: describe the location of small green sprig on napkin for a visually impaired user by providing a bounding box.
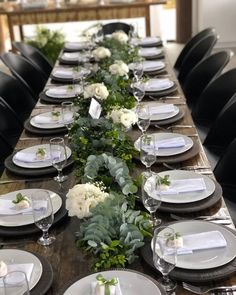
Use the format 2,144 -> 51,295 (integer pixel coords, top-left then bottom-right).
96,274 -> 118,295
159,175 -> 171,186
12,193 -> 28,204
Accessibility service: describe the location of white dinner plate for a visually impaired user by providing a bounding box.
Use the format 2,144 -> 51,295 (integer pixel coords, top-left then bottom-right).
0,189 -> 62,227
45,85 -> 82,98
129,61 -> 165,72
52,68 -> 90,79
139,47 -> 163,58
64,42 -> 94,51
63,270 -> 163,295
61,52 -> 91,62
156,221 -> 236,270
133,37 -> 161,46
13,144 -> 72,169
145,170 -> 215,203
135,133 -> 193,157
0,249 -> 43,293
144,78 -> 175,92
30,111 -> 72,130
144,102 -> 179,121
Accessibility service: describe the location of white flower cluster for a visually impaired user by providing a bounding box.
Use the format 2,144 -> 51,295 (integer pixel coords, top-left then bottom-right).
107,108 -> 138,129
111,30 -> 129,43
92,46 -> 111,60
109,60 -> 129,77
84,83 -> 109,100
66,183 -> 109,219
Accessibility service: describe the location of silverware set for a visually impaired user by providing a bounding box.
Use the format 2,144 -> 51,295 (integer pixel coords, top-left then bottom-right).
162,162 -> 212,171
182,281 -> 236,294
170,214 -> 232,225
0,178 -> 52,184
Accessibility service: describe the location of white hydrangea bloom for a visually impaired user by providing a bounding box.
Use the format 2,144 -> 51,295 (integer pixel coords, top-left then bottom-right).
111,31 -> 129,43
92,46 -> 111,60
84,83 -> 109,100
107,108 -> 137,129
109,60 -> 129,76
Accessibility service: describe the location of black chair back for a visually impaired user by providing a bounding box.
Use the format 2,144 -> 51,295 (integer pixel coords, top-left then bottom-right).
0,52 -> 47,98
174,27 -> 215,71
178,34 -> 218,85
102,22 -> 133,35
183,51 -> 232,109
13,41 -> 52,80
0,132 -> 13,177
192,68 -> 236,127
0,71 -> 36,123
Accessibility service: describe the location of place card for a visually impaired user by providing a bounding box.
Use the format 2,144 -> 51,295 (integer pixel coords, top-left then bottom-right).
89,98 -> 102,119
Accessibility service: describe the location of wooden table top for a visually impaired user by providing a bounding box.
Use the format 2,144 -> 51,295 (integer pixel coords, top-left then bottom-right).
0,45 -> 235,295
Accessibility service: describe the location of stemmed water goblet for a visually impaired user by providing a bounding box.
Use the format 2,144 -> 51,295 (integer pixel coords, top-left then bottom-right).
132,80 -> 145,105
50,137 -> 68,183
31,190 -> 56,246
61,101 -> 75,138
132,59 -> 143,82
140,134 -> 156,174
136,103 -> 150,134
141,171 -> 162,227
153,226 -> 177,293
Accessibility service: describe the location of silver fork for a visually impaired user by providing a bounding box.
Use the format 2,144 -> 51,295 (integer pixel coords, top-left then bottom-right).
155,124 -> 194,130
163,162 -> 211,171
182,282 -> 236,294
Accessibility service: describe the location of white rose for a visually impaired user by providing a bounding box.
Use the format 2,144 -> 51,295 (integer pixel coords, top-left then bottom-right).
107,109 -> 122,123
111,31 -> 129,43
84,83 -> 109,100
92,46 -> 111,60
120,109 -> 138,128
109,60 -> 129,76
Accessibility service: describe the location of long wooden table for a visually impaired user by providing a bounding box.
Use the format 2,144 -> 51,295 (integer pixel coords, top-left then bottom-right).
0,0 -> 166,47
0,46 -> 235,294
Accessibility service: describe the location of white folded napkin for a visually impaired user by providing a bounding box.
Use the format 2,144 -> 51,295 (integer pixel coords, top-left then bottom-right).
0,199 -> 32,215
155,137 -> 185,149
0,263 -> 34,287
143,61 -> 164,71
139,47 -> 162,57
52,69 -> 73,78
61,52 -> 81,61
149,104 -> 175,115
145,79 -> 172,91
14,150 -> 61,163
139,37 -> 160,45
34,112 -> 73,124
91,278 -> 122,295
46,86 -> 80,98
177,231 -> 227,255
160,178 -> 206,195
65,42 -> 92,50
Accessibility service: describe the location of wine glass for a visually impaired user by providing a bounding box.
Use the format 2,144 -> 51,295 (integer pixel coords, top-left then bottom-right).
50,137 -> 68,183
136,103 -> 150,134
132,80 -> 145,105
61,101 -> 75,137
132,59 -> 143,81
3,271 -> 30,295
141,171 -> 162,227
153,226 -> 177,292
31,190 -> 56,246
140,134 -> 156,174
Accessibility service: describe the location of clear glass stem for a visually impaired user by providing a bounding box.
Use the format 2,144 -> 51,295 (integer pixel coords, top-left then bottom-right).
42,229 -> 49,241
57,169 -> 63,179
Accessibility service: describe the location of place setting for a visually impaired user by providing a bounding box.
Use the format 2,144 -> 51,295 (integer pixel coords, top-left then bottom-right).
129,60 -> 166,76
131,36 -> 163,47
24,102 -> 75,136
63,41 -> 95,52
59,52 -> 94,65
50,67 -> 91,83
142,78 -> 178,98
59,269 -> 167,295
140,221 -> 236,287
0,188 -> 67,236
0,248 -> 53,295
134,132 -> 200,164
4,137 -> 74,177
39,84 -> 82,104
139,47 -> 164,60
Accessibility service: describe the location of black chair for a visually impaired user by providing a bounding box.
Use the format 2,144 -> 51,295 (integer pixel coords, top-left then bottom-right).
0,97 -> 23,148
202,94 -> 236,169
13,41 -> 53,80
0,71 -> 36,123
182,51 -> 232,109
174,27 -> 216,72
178,34 -> 218,85
102,22 -> 133,35
192,68 -> 236,128
214,138 -> 236,225
0,132 -> 13,177
0,52 -> 47,98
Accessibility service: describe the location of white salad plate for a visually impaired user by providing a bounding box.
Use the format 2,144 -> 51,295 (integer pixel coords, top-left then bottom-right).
0,249 -> 43,293
30,111 -> 66,129
145,170 -> 215,204
45,85 -> 82,98
145,102 -> 179,121
144,78 -> 174,92
0,189 -> 62,227
139,47 -> 163,58
135,36 -> 161,46
135,133 -> 193,157
156,221 -> 236,270
63,270 -> 163,295
13,144 -> 71,169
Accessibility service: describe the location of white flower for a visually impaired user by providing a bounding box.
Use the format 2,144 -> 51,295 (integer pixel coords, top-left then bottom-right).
84,83 -> 109,100
111,30 -> 129,43
107,108 -> 137,129
92,46 -> 111,60
66,183 -> 109,219
109,60 -> 129,76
